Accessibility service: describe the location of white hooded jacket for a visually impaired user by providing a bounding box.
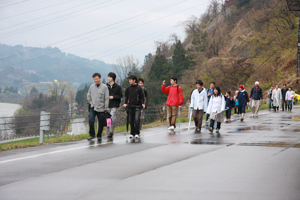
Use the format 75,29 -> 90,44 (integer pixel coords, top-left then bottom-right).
190,87 -> 208,112
207,94 -> 226,114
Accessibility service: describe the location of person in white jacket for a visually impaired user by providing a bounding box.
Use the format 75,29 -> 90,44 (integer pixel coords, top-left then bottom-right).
190,80 -> 208,133
272,85 -> 282,112
285,87 -> 295,112
207,86 -> 226,136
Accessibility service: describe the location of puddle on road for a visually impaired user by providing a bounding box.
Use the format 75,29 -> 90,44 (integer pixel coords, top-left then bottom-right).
281,115 -> 300,120
238,142 -> 300,148
228,123 -> 291,133
185,138 -> 234,146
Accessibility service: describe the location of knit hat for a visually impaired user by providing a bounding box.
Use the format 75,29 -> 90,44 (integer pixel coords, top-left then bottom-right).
255,81 -> 259,85
239,84 -> 244,89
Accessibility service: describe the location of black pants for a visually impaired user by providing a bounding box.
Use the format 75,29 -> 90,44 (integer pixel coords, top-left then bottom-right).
89,109 -> 104,138
273,106 -> 279,112
128,107 -> 141,136
282,100 -> 287,111
287,100 -> 293,111
210,119 -> 221,130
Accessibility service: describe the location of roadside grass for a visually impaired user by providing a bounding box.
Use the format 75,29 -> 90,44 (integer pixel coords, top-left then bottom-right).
0,134 -> 89,151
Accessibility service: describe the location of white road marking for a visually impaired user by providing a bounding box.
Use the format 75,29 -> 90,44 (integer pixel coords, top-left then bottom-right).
0,131 -> 168,164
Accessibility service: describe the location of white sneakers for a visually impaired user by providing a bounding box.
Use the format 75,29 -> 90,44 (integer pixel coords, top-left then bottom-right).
168,126 -> 175,130
129,134 -> 140,139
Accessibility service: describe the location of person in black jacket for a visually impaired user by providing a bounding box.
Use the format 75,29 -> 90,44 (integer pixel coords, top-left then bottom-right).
106,72 -> 123,138
224,91 -> 235,123
138,78 -> 148,132
123,75 -> 145,139
281,84 -> 288,111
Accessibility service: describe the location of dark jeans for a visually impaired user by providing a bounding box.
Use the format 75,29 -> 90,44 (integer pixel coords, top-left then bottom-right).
210,119 -> 221,130
234,105 -> 239,114
287,100 -> 293,111
128,107 -> 141,136
282,100 -> 287,111
226,107 -> 232,119
89,109 -> 105,138
205,113 -> 210,122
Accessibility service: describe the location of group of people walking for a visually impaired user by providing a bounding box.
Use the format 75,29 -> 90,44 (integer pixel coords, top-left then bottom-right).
87,72 -> 296,140
267,84 -> 295,112
87,72 -> 148,141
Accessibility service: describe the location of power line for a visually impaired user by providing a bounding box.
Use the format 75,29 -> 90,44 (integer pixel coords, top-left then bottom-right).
2,1 -> 206,67
0,0 -> 123,38
0,0 -> 77,20
0,0 -> 107,31
0,0 -> 29,9
0,0 -> 187,61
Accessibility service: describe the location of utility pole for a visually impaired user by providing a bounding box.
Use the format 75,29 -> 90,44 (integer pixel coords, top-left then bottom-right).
286,0 -> 300,77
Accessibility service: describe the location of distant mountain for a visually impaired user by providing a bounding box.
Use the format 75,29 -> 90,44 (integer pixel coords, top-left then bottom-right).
0,44 -> 114,86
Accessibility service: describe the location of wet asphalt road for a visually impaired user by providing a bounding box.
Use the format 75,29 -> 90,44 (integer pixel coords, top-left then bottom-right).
1,108 -> 300,200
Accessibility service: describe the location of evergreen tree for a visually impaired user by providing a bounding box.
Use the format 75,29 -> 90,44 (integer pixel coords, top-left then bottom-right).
172,40 -> 193,77
30,87 -> 39,95
148,55 -> 168,81
4,87 -> 9,94
75,85 -> 89,108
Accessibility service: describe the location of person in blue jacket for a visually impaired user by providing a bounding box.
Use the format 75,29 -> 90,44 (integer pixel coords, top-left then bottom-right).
205,82 -> 215,126
236,85 -> 249,122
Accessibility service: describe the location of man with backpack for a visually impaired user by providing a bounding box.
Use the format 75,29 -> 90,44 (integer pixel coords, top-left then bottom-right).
161,77 -> 184,131
106,72 -> 123,139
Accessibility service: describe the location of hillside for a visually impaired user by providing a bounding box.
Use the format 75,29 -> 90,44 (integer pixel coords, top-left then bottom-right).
142,0 -> 300,105
0,44 -> 113,87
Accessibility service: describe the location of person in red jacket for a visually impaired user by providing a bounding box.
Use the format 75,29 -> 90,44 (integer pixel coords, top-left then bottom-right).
161,77 -> 184,130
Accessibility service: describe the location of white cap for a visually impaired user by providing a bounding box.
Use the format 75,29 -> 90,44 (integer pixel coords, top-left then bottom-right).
255,81 -> 259,85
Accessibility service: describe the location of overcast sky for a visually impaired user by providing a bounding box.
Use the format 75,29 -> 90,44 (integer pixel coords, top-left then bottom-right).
0,0 -> 208,65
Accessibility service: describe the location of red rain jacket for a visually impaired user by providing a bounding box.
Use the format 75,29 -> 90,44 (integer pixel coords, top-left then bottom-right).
161,84 -> 184,107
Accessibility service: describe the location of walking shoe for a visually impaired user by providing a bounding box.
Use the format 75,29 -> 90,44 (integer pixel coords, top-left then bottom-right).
97,137 -> 102,142
241,117 -> 244,122
168,126 -> 175,130
107,133 -> 113,138
216,129 -> 220,137
196,128 -> 201,133
135,134 -> 140,139
87,136 -> 95,141
209,127 -> 213,134
129,135 -> 134,139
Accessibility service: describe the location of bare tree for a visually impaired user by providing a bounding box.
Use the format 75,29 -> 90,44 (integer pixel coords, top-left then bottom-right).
47,79 -> 71,103
67,88 -> 77,117
112,55 -> 140,85
182,15 -> 201,36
